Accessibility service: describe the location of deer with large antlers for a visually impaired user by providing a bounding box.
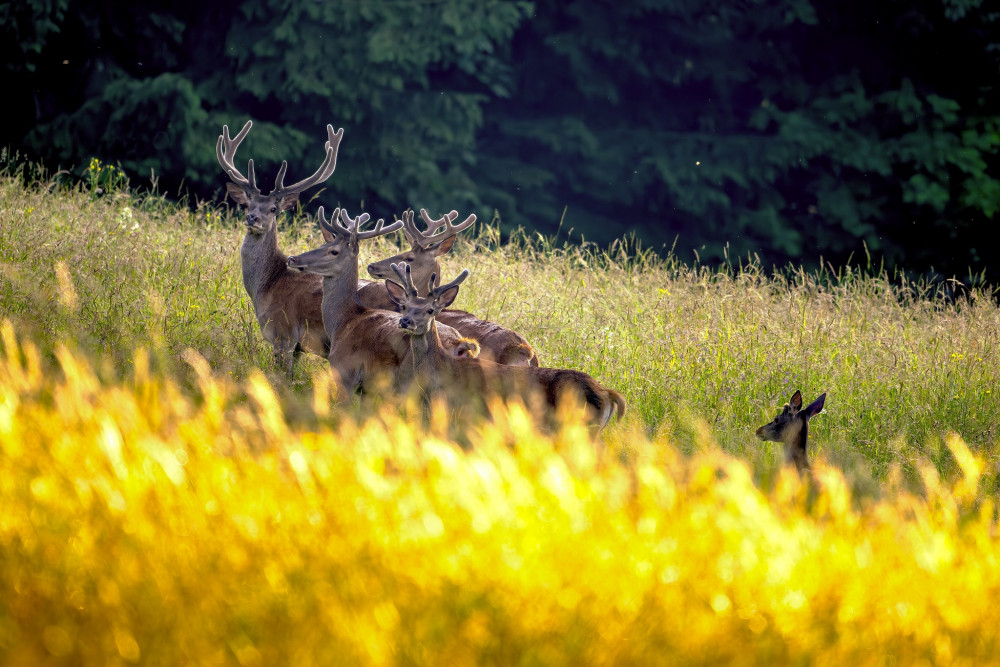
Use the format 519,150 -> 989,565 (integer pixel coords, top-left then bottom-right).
363,209 -> 540,367
385,262 -> 625,432
286,207 -> 479,400
217,119 -> 342,374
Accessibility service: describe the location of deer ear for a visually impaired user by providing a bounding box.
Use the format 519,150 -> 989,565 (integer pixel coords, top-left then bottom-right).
802,393 -> 826,419
436,285 -> 461,309
789,390 -> 803,410
454,339 -> 480,359
429,235 -> 457,256
278,193 -> 300,211
226,183 -> 249,205
320,226 -> 335,243
385,280 -> 407,307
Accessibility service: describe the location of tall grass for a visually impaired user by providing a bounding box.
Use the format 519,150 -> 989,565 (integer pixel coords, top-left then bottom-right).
1,322 -> 999,664
2,161 -> 997,483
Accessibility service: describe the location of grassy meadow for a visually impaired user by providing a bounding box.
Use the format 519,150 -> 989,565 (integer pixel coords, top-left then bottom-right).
2,160 -> 1000,664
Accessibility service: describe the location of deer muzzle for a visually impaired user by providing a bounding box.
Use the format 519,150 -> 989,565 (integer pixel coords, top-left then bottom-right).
244,215 -> 266,234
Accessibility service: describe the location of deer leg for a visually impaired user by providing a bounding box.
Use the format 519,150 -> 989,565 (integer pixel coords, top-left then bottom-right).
271,335 -> 298,377
329,361 -> 365,403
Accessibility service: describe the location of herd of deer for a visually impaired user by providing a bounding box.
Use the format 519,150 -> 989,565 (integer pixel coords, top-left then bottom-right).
217,121 -> 826,466
217,120 -> 625,432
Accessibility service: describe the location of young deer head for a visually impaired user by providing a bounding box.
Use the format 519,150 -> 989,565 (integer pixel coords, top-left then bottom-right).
385,263 -> 479,360
367,208 -> 476,295
386,262 -> 469,333
217,120 -> 343,234
756,390 -> 827,474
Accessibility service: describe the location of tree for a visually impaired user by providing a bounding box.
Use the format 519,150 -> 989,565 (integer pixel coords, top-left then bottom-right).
472,0 -> 1000,279
4,0 -> 998,282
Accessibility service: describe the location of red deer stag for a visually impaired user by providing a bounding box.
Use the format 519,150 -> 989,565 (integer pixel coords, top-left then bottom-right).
385,262 -> 626,432
286,208 -> 478,400
217,119 -> 341,374
364,209 -> 539,367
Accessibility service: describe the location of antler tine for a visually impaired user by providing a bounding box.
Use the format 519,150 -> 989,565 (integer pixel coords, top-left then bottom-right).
338,208 -> 371,233
246,159 -> 258,193
431,269 -> 471,298
270,124 -> 345,197
419,208 -> 459,233
389,262 -> 419,299
355,215 -> 404,241
400,209 -> 421,247
317,206 -> 349,238
399,208 -> 457,248
417,209 -> 477,246
216,120 -> 259,194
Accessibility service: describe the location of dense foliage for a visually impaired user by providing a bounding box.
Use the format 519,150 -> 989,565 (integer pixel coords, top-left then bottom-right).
4,0 -> 998,279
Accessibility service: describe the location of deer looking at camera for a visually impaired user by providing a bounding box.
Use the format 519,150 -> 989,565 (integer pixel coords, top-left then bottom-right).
385,262 -> 625,432
217,119 -> 342,373
756,390 -> 827,474
364,209 -> 539,367
286,207 -> 478,400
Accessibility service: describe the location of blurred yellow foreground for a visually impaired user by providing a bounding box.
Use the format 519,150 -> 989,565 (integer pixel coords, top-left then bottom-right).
1,321 -> 998,665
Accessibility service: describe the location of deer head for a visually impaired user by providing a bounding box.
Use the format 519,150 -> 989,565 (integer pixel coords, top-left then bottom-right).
385,262 -> 469,335
217,120 -> 343,235
286,207 -> 403,277
367,208 -> 476,295
756,390 -> 826,473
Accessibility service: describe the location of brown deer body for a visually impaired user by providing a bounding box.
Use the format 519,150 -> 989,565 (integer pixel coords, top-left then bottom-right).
386,263 -> 625,432
756,390 -> 827,473
286,208 -> 477,400
217,120 -> 342,373
364,209 -> 539,367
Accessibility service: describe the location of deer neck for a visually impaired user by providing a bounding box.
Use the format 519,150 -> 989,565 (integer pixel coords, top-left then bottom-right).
783,418 -> 810,470
320,255 -> 363,340
409,320 -> 446,379
240,224 -> 287,302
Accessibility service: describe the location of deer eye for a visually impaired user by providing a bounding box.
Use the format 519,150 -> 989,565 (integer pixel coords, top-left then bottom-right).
405,255 -> 415,262
329,248 -> 339,256
270,206 -> 277,213
426,308 -> 434,315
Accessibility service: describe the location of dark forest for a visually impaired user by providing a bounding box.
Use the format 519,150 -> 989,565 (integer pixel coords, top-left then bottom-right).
3,0 -> 998,281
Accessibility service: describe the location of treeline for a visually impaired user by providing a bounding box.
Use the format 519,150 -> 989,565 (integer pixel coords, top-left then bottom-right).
3,0 -> 998,281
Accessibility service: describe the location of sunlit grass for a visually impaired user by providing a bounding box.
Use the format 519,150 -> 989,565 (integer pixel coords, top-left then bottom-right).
2,322 -> 1000,664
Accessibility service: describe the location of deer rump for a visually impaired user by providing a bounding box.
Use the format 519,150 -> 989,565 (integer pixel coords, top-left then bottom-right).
413,357 -> 625,429
435,309 -> 538,367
